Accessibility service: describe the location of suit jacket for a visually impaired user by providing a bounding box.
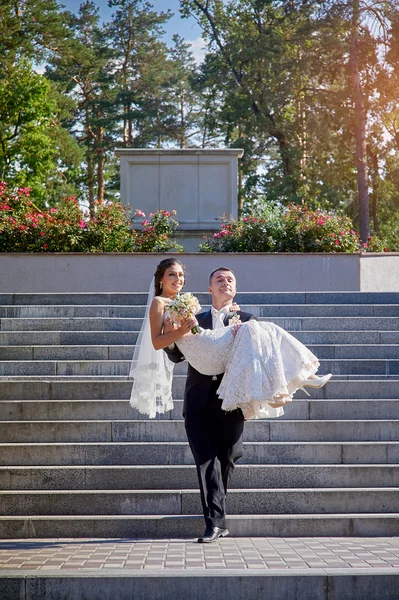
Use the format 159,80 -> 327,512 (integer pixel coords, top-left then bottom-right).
164,309 -> 256,415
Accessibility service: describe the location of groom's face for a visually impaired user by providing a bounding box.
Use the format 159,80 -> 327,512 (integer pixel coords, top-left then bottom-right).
209,270 -> 236,305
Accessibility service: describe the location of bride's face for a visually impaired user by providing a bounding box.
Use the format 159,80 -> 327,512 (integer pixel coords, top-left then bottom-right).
160,263 -> 185,297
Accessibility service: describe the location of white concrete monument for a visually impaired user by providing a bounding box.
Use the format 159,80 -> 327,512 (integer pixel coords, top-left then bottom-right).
114,148 -> 244,250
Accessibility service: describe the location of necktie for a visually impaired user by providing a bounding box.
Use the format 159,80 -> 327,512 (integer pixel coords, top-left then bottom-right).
211,307 -> 226,329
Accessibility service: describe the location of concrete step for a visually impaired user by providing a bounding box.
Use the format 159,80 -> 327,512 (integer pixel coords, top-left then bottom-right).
0,345 -> 135,361
2,419 -> 399,443
2,316 -> 399,332
0,358 -> 397,376
2,441 -> 397,466
2,399 -> 399,422
4,316 -> 399,336
2,304 -> 399,319
1,329 -> 398,346
0,331 -> 139,346
4,291 -> 399,305
2,488 -> 399,516
0,379 -> 397,400
2,513 -> 399,540
0,343 -> 398,362
1,464 -> 399,490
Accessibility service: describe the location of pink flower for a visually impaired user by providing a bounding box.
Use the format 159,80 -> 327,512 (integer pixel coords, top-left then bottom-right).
162,211 -> 171,217
40,232 -> 45,237
19,225 -> 27,230
149,213 -> 154,218
350,229 -> 355,235
0,204 -> 10,210
142,220 -> 149,227
335,240 -> 340,245
17,187 -> 30,196
134,209 -> 146,218
317,218 -> 326,226
362,243 -> 368,248
340,231 -> 345,236
78,220 -> 85,229
243,217 -> 249,222
50,208 -> 57,214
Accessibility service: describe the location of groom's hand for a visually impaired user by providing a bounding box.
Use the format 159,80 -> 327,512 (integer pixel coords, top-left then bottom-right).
231,322 -> 242,337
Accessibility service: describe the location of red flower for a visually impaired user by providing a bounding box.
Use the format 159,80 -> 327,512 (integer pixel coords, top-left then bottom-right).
40,232 -> 45,237
78,220 -> 85,229
42,244 -> 48,249
335,240 -> 340,245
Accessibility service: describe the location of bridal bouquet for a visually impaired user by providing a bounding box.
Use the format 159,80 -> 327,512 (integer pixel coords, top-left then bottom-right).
167,293 -> 202,334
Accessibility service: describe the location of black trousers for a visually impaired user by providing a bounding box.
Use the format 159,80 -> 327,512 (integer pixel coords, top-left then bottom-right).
184,384 -> 244,529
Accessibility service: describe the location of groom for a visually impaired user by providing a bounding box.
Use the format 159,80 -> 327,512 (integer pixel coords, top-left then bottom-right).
164,267 -> 255,543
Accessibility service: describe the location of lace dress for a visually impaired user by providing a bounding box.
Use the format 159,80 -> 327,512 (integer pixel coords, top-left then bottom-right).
176,320 -> 320,419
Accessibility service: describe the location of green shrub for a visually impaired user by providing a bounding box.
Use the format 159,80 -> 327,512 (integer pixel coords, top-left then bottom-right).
200,203 -> 394,253
0,182 -> 183,253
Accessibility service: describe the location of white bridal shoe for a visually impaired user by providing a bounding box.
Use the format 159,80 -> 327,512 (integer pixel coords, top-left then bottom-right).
300,373 -> 332,396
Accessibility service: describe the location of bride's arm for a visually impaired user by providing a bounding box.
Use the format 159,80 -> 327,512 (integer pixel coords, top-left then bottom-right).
149,297 -> 196,351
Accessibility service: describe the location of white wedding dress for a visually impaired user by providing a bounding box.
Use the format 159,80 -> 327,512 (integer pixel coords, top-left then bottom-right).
176,320 -> 320,419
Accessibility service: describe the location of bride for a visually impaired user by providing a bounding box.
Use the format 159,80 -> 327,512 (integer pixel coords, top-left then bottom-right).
129,258 -> 332,419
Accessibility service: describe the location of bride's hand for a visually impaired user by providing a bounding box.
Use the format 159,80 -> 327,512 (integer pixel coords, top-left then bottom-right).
179,317 -> 198,336
163,317 -> 177,334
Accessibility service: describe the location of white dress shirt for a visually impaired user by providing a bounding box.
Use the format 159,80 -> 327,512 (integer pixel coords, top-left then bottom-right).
211,305 -> 230,329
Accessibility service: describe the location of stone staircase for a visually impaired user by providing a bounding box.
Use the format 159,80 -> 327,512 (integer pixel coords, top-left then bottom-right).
0,291 -> 399,539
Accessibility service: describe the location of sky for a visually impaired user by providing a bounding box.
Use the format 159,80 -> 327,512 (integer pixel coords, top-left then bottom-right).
59,0 -> 207,62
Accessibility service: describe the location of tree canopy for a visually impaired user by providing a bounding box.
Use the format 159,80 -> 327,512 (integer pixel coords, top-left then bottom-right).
0,0 -> 398,240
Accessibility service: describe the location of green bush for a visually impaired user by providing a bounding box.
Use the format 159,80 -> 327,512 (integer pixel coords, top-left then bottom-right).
200,203 -> 394,253
0,182 -> 183,253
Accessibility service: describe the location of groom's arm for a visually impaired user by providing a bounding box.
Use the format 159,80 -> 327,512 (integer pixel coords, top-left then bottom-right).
239,311 -> 257,322
164,343 -> 185,364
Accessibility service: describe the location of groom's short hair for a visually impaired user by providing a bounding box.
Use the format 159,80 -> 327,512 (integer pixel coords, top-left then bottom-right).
209,267 -> 235,283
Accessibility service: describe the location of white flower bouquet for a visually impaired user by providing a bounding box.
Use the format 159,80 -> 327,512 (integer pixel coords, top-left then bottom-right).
167,292 -> 202,334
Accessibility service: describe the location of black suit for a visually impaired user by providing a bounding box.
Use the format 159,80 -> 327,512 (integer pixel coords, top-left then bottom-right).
165,308 -> 255,529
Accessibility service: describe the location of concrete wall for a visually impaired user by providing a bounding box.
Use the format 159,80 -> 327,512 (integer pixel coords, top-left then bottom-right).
115,149 -> 243,231
0,253 -> 398,293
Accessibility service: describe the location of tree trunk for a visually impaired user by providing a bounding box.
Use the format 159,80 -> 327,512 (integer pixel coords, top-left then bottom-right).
350,0 -> 370,241
96,125 -> 105,204
87,152 -> 95,217
180,87 -> 185,149
368,147 -> 379,233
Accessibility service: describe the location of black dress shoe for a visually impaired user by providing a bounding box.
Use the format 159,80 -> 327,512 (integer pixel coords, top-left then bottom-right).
197,526 -> 229,543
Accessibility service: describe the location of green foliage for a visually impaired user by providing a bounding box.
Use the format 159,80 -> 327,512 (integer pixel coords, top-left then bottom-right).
0,183 -> 183,253
199,204 -> 395,253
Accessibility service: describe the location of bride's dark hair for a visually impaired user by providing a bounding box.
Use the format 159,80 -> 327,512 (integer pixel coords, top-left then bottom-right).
154,258 -> 185,296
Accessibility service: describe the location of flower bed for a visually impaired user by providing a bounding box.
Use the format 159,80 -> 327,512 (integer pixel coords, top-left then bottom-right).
200,204 -> 393,253
0,183 -> 182,253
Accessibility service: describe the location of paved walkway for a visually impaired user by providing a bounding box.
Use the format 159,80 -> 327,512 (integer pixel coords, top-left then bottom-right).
1,537 -> 399,572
